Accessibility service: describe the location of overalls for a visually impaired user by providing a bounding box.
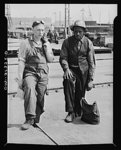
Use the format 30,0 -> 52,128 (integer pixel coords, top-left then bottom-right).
23,38 -> 49,123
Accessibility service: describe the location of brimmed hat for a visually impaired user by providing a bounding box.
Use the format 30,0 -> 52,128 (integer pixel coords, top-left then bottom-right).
70,20 -> 86,31
32,20 -> 45,28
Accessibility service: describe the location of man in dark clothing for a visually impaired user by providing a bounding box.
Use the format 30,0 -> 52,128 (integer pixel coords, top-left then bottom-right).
18,20 -> 54,130
59,20 -> 96,123
47,29 -> 53,43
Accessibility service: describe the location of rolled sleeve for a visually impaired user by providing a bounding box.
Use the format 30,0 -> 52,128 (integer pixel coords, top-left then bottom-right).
87,39 -> 96,81
59,39 -> 69,71
18,40 -> 27,63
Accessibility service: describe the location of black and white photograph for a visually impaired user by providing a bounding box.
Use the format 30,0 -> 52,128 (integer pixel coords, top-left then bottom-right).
5,3 -> 117,146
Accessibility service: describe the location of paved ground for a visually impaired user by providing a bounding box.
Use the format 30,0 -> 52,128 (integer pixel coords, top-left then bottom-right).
7,53 -> 113,94
7,39 -> 113,145
7,86 -> 113,145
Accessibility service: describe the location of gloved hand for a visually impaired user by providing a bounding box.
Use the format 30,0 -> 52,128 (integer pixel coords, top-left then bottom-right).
87,80 -> 93,91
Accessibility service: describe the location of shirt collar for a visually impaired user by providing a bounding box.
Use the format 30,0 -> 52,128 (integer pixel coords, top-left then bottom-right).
80,35 -> 85,44
73,35 -> 85,44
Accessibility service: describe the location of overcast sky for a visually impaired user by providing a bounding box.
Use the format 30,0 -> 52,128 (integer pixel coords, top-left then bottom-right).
8,4 -> 117,24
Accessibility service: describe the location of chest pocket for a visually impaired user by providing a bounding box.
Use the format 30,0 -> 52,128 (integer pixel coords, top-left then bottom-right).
26,39 -> 46,64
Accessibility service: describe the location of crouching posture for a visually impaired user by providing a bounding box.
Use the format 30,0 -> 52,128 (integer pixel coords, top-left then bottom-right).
18,20 -> 54,130
59,20 -> 96,123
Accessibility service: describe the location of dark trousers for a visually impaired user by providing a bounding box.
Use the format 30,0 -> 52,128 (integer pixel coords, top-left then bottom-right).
63,67 -> 88,116
23,73 -> 48,123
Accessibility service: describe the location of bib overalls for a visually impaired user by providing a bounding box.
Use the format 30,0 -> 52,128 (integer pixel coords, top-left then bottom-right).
22,38 -> 49,123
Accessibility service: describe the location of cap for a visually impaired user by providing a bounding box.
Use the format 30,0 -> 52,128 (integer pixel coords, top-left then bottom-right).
32,20 -> 45,28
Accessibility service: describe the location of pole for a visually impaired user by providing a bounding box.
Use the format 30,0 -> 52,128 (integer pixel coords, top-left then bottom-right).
68,4 -> 70,36
59,11 -> 61,26
65,4 -> 67,39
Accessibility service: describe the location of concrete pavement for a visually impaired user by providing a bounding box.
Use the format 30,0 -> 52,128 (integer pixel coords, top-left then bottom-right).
7,40 -> 113,145
7,85 -> 113,145
7,54 -> 113,94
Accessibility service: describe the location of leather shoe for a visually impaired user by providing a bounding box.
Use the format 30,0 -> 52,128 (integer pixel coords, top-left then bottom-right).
65,112 -> 75,123
21,118 -> 34,130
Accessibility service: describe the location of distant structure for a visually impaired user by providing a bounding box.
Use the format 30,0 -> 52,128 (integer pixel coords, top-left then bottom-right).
80,6 -> 112,34
80,5 -> 93,21
5,4 -> 13,29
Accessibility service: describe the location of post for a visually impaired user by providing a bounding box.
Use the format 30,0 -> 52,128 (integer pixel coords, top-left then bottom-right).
65,4 -> 67,39
59,11 -> 61,26
68,4 -> 70,36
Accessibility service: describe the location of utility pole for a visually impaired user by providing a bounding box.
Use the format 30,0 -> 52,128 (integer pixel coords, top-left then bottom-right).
68,4 -> 71,36
59,11 -> 61,26
5,4 -> 13,30
65,4 -> 67,38
54,12 -> 57,26
65,4 -> 70,38
88,5 -> 93,21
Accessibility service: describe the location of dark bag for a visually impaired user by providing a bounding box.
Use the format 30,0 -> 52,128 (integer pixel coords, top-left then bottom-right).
80,98 -> 100,124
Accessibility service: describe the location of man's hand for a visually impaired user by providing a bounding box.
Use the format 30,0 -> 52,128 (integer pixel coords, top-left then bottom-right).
63,68 -> 73,79
87,80 -> 93,91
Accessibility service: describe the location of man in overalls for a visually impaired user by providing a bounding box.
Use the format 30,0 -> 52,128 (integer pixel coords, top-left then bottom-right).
59,20 -> 96,123
18,20 -> 54,130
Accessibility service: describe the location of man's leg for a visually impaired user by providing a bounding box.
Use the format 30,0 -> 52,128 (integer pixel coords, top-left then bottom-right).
35,76 -> 48,123
21,75 -> 37,130
63,77 -> 76,122
74,69 -> 88,116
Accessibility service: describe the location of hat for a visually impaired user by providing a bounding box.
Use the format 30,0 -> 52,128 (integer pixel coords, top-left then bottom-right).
32,20 -> 45,28
70,20 -> 86,31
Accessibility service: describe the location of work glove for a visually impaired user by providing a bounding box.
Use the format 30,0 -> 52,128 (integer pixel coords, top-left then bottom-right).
87,80 -> 93,91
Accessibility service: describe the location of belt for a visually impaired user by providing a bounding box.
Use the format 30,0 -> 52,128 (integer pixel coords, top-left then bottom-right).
70,65 -> 79,68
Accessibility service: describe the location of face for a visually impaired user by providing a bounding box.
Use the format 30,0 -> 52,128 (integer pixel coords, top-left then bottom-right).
33,24 -> 45,39
73,26 -> 85,40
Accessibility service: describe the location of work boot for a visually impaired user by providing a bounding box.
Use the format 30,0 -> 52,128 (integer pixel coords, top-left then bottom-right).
64,112 -> 75,123
21,118 -> 34,130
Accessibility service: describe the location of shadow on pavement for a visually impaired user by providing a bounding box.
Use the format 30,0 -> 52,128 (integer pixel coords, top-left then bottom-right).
7,124 -> 22,128
72,117 -> 87,125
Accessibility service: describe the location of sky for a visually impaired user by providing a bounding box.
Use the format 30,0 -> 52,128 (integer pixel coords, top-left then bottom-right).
7,4 -> 118,24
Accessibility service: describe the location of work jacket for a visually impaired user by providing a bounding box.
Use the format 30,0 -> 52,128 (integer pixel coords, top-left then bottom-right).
59,35 -> 96,81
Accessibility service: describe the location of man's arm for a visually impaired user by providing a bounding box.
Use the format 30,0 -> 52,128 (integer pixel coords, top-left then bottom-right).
59,39 -> 73,79
59,39 -> 69,71
87,39 -> 96,81
17,40 -> 26,88
43,41 -> 54,63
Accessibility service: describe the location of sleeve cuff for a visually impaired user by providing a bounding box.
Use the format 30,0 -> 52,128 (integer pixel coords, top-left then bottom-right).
18,57 -> 25,62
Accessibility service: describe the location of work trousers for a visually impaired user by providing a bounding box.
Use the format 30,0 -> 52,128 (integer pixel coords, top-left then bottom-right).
23,73 -> 48,123
63,67 -> 88,116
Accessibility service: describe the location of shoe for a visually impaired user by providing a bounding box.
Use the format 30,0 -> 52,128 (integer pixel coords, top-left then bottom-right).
21,118 -> 34,130
64,112 -> 75,123
32,122 -> 38,128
